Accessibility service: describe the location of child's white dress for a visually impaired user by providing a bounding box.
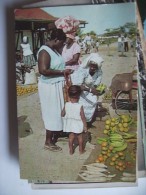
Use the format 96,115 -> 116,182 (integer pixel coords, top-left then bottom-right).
63,102 -> 83,133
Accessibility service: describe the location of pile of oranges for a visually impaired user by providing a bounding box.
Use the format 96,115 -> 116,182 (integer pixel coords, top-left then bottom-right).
16,85 -> 38,96
96,141 -> 127,172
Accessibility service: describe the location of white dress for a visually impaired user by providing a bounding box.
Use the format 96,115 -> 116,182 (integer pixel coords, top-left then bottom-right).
63,102 -> 83,133
21,43 -> 36,67
37,46 -> 65,131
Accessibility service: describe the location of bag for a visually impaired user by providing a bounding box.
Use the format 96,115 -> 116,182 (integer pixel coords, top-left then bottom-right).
24,69 -> 37,85
63,74 -> 72,103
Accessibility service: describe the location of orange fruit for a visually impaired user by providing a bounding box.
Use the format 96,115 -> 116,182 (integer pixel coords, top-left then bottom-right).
101,146 -> 108,151
110,162 -> 115,166
114,154 -> 119,159
98,156 -> 104,162
118,152 -> 124,156
109,145 -> 114,151
118,161 -> 124,167
101,142 -> 108,147
111,157 -> 116,162
119,167 -> 124,171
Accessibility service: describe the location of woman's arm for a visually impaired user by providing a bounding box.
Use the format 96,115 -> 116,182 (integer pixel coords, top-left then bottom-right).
65,53 -> 80,66
80,106 -> 87,132
38,50 -> 73,76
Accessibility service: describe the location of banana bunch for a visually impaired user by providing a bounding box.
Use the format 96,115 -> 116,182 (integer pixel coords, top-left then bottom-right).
122,132 -> 137,139
97,137 -> 109,145
96,83 -> 107,94
109,133 -> 127,152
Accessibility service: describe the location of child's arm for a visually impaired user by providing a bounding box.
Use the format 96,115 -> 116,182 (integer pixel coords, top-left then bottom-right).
80,106 -> 87,132
61,106 -> 66,117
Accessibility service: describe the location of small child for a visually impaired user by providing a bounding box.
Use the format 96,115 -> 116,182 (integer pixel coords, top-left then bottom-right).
61,85 -> 87,155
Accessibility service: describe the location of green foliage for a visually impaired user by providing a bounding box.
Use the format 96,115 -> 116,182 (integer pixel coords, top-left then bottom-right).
103,22 -> 137,37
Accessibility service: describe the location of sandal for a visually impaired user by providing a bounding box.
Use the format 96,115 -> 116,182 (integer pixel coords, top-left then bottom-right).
44,144 -> 62,152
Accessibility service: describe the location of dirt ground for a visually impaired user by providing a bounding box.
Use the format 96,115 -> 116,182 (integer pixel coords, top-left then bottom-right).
17,43 -> 137,184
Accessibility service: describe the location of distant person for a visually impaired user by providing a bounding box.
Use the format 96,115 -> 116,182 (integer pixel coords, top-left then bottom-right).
20,36 -> 36,68
121,35 -> 125,53
96,40 -> 99,52
124,34 -> 129,52
61,85 -> 87,155
117,34 -> 122,52
84,33 -> 92,54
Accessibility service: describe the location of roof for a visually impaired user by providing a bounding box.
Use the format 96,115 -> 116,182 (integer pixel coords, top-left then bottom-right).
14,8 -> 58,21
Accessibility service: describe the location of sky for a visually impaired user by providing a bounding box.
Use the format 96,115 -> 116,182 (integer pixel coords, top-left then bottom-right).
42,2 -> 136,35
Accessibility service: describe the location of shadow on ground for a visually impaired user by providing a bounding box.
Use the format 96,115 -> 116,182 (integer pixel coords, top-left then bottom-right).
18,115 -> 33,138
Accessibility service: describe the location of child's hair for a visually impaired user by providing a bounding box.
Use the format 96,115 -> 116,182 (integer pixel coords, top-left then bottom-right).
68,85 -> 82,99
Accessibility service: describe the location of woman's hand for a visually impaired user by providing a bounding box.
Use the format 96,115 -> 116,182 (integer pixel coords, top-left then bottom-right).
64,69 -> 74,76
90,88 -> 101,96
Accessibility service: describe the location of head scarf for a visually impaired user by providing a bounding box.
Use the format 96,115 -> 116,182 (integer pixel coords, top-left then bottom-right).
82,53 -> 104,68
23,36 -> 28,43
55,16 -> 80,34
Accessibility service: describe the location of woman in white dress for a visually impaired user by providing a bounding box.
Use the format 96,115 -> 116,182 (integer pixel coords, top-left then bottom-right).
37,29 -> 73,152
61,85 -> 87,155
71,53 -> 104,124
20,36 -> 36,67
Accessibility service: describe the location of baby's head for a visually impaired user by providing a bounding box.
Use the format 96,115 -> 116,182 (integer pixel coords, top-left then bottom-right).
68,85 -> 82,99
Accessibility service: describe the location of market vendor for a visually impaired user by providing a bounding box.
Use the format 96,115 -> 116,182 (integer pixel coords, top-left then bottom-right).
71,53 -> 104,124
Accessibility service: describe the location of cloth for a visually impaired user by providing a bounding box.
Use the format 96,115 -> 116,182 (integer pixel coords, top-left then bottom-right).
71,67 -> 103,122
38,46 -> 65,84
71,67 -> 102,87
70,53 -> 103,122
37,45 -> 65,131
21,43 -> 36,67
23,36 -> 27,43
82,53 -> 104,68
38,80 -> 64,131
21,43 -> 33,56
79,92 -> 98,122
63,102 -> 83,133
55,16 -> 80,34
62,42 -> 81,70
66,33 -> 75,40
